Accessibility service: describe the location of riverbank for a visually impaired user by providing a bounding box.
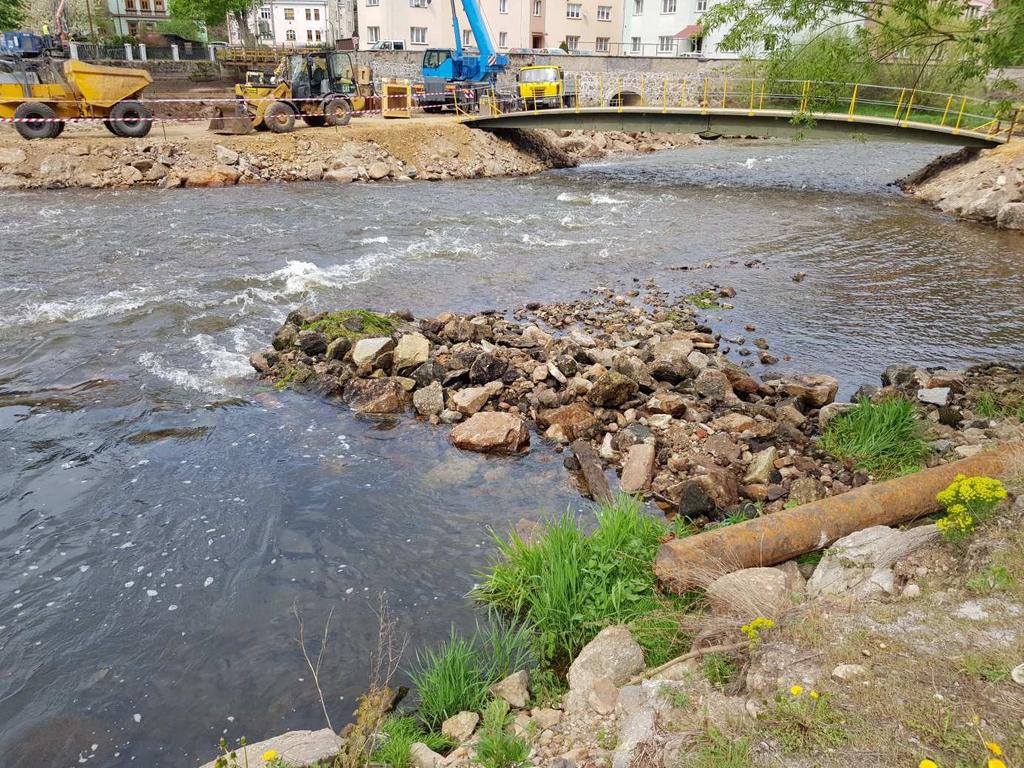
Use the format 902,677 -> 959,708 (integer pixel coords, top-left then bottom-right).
0,116 -> 699,191
901,140 -> 1024,230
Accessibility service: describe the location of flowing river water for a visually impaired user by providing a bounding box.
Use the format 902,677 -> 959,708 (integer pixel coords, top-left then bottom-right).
1,138 -> 1023,768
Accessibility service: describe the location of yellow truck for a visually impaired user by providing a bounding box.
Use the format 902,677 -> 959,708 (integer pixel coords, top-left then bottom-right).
517,65 -> 576,110
0,55 -> 153,139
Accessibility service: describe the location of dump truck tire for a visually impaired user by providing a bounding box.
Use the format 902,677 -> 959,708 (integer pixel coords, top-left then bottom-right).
264,101 -> 295,133
13,102 -> 60,140
303,114 -> 327,127
323,98 -> 352,127
52,120 -> 66,137
109,100 -> 153,138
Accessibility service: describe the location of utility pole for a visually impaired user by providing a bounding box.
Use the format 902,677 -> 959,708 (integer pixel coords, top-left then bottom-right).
84,0 -> 99,48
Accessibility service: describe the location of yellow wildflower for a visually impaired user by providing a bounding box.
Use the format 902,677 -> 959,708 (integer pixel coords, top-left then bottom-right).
262,749 -> 279,762
789,685 -> 803,696
987,759 -> 1006,768
809,690 -> 820,699
985,742 -> 1002,756
918,760 -> 938,768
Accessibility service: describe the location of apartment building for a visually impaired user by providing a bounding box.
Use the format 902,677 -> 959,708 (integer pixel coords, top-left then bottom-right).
620,0 -> 729,58
229,0 -> 355,45
528,0 -> 623,53
106,0 -> 171,38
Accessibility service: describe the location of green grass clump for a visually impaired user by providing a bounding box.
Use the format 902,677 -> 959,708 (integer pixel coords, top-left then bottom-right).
686,727 -> 751,768
373,716 -> 453,768
819,397 -> 931,478
474,700 -> 530,768
702,653 -> 739,688
760,690 -> 848,754
301,309 -> 395,341
973,390 -> 1024,420
474,495 -> 689,670
686,290 -> 722,310
409,615 -> 533,730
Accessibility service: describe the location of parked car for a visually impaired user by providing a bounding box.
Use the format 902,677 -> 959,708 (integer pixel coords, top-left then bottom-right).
533,47 -> 567,55
369,40 -> 406,50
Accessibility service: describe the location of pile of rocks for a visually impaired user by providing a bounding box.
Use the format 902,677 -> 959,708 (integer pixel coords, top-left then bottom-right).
251,286 -> 1021,521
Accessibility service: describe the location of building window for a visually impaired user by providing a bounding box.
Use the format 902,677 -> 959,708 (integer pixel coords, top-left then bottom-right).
633,0 -> 642,13
631,35 -> 641,52
564,34 -> 579,49
307,28 -> 313,39
661,0 -> 675,11
286,29 -> 296,40
595,36 -> 609,51
316,29 -> 323,39
367,25 -> 380,41
127,21 -> 138,34
410,0 -> 429,6
365,0 -> 379,6
139,0 -> 150,12
315,7 -> 320,18
411,26 -> 427,43
283,7 -> 294,19
533,0 -> 541,14
154,0 -> 164,12
695,0 -> 707,10
566,2 -> 581,18
499,31 -> 508,46
259,5 -> 271,18
658,35 -> 675,52
596,4 -> 610,19
125,0 -> 136,10
463,29 -> 472,45
305,8 -> 311,19
499,0 -> 507,11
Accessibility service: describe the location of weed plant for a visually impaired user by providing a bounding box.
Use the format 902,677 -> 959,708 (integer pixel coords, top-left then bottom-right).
819,397 -> 930,478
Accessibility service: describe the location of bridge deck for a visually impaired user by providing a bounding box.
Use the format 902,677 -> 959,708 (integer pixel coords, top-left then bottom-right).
463,106 -> 1008,148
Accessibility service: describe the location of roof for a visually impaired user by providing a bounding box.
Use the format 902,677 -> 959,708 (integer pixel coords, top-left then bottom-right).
674,24 -> 702,39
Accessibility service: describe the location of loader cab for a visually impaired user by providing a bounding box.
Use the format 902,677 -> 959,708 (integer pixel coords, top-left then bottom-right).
285,52 -> 356,100
422,48 -> 457,80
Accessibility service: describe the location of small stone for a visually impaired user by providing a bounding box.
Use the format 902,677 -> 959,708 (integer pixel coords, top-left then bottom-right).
352,337 -> 395,367
214,144 -> 240,165
531,708 -> 562,729
441,711 -> 479,742
450,386 -> 492,415
831,664 -> 868,682
917,387 -> 951,406
450,412 -> 529,453
743,446 -> 778,485
413,381 -> 445,416
491,670 -> 530,708
694,368 -> 734,402
781,374 -> 839,407
393,333 -> 431,371
367,161 -> 390,180
711,412 -> 756,434
410,742 -> 444,768
901,583 -> 921,599
706,567 -> 791,618
588,371 -> 639,407
619,443 -> 656,494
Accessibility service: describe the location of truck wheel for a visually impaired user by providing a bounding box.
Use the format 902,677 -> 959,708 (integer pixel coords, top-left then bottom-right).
263,101 -> 295,133
303,114 -> 327,127
14,102 -> 60,139
109,100 -> 153,138
52,120 -> 67,137
323,98 -> 352,127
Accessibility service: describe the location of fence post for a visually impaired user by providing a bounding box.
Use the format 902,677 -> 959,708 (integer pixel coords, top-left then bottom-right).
138,43 -> 147,61
208,45 -> 216,62
124,43 -> 133,61
171,44 -> 179,61
69,40 -> 79,59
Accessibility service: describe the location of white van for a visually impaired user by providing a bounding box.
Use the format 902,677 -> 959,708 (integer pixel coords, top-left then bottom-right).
369,40 -> 406,50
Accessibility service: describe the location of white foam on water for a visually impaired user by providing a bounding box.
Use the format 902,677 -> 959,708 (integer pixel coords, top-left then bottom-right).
556,192 -> 626,205
7,289 -> 150,327
243,255 -> 395,299
137,352 -> 209,393
358,236 -> 389,244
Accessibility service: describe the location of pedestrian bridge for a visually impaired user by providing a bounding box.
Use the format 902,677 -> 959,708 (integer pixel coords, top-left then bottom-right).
463,79 -> 1016,148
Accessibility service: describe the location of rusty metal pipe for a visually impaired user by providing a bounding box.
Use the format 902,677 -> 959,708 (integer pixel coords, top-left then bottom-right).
655,444 -> 1024,593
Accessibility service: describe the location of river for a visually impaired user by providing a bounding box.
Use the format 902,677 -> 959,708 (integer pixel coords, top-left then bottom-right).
1,138 -> 1022,768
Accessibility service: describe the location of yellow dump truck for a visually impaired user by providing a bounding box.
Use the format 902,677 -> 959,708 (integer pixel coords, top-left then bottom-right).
0,55 -> 153,139
517,65 -> 576,109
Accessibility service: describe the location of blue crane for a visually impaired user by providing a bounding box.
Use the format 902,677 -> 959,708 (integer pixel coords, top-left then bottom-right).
418,0 -> 508,109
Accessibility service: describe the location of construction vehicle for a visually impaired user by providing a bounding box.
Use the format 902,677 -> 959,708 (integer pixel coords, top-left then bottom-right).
517,65 -> 576,109
0,54 -> 153,139
0,32 -> 56,57
417,0 -> 508,112
210,51 -> 374,134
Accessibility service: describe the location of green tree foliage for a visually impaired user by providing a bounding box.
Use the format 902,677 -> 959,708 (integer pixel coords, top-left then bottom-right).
703,0 -> 1024,89
169,0 -> 252,44
1,0 -> 28,30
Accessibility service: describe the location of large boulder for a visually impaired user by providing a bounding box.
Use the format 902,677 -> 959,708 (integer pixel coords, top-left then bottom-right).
450,412 -> 529,454
344,378 -> 410,414
352,337 -> 395,367
806,524 -> 939,598
588,371 -> 639,407
198,729 -> 340,768
183,165 -> 240,187
469,351 -> 508,384
780,374 -> 839,407
648,338 -> 695,383
997,202 -> 1024,230
450,385 -> 492,415
565,625 -> 644,713
706,567 -> 792,619
441,711 -> 479,742
490,670 -> 530,708
694,368 -> 734,403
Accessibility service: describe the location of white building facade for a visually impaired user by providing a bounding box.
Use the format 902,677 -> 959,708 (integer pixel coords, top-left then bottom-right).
357,0 -> 531,53
228,0 -> 355,45
619,0 -> 730,58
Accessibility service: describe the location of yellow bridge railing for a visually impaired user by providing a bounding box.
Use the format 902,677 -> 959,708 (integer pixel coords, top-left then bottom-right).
475,77 -> 1019,142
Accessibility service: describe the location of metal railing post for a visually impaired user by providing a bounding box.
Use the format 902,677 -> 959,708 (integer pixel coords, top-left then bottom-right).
893,88 -> 906,120
641,76 -> 646,106
901,89 -> 916,126
748,79 -> 755,116
847,83 -> 859,121
953,96 -> 967,134
939,94 -> 953,127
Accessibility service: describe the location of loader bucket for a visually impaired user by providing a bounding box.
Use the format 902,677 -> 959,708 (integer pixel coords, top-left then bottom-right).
208,103 -> 254,135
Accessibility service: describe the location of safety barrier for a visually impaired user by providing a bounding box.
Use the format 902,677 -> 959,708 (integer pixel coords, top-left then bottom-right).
476,76 -> 1020,143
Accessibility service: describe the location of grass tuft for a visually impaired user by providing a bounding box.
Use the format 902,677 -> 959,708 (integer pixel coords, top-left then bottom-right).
686,727 -> 751,768
409,614 -> 533,730
819,397 -> 930,478
474,495 -> 690,670
702,653 -> 739,688
373,716 -> 452,768
760,690 -> 848,754
301,309 -> 395,342
474,700 -> 531,768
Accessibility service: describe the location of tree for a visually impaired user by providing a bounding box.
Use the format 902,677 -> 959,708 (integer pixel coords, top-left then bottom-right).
0,0 -> 28,30
703,0 -> 1024,88
169,0 -> 254,45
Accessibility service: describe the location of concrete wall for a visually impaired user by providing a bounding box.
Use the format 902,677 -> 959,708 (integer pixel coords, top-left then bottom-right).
362,48 -> 738,100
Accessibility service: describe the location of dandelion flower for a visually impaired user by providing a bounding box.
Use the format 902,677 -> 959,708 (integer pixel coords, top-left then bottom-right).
918,760 -> 938,768
809,690 -> 820,699
789,685 -> 803,696
987,759 -> 1006,768
262,749 -> 279,762
985,742 -> 1002,756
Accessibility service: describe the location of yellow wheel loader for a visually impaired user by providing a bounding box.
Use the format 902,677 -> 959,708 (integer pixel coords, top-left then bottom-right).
210,51 -> 376,135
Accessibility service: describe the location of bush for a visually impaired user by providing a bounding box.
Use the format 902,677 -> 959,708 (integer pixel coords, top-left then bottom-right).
409,615 -> 533,730
819,397 -> 930,478
475,495 -> 691,670
935,474 -> 1007,542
